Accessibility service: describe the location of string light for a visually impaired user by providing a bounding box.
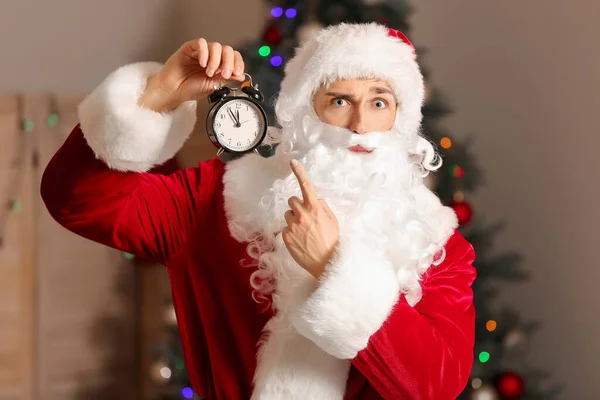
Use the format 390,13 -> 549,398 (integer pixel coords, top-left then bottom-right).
258,45 -> 271,57
450,164 -> 464,178
270,55 -> 283,67
159,367 -> 172,379
10,201 -> 22,213
48,96 -> 60,128
182,387 -> 194,399
150,360 -> 170,382
453,191 -> 464,203
23,119 -> 34,132
47,113 -> 60,127
449,164 -> 458,176
440,136 -> 452,149
123,252 -> 135,260
471,378 -> 483,389
486,320 -> 497,332
285,8 -> 297,18
479,351 -> 490,363
271,7 -> 283,18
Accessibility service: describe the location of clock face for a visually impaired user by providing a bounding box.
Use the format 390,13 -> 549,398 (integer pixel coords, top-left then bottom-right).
213,98 -> 266,152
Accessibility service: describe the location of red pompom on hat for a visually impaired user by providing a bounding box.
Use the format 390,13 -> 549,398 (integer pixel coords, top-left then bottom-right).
276,23 -> 425,134
386,27 -> 416,56
387,27 -> 426,92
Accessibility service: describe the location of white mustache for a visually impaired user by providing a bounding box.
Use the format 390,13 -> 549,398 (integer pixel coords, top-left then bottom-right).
304,118 -> 395,150
350,132 -> 391,149
318,126 -> 405,153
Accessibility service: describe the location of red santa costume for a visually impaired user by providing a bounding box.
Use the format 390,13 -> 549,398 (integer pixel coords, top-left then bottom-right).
41,23 -> 476,400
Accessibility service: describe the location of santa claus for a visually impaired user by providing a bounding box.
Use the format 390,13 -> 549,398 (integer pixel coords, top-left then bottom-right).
41,23 -> 476,400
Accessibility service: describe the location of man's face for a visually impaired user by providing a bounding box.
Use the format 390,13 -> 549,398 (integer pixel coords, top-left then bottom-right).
313,78 -> 397,135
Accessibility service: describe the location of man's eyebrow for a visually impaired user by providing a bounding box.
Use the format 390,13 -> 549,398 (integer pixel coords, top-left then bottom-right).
324,91 -> 355,99
324,87 -> 394,98
370,86 -> 394,95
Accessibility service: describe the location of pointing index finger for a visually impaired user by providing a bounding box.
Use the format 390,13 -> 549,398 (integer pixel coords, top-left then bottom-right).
291,159 -> 318,205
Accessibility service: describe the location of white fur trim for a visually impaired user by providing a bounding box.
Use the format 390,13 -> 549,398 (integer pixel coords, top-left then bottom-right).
78,62 -> 197,172
277,23 -> 425,135
290,237 -> 401,359
250,315 -> 350,400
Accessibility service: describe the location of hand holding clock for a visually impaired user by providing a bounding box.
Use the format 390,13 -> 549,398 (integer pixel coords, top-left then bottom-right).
138,38 -> 247,113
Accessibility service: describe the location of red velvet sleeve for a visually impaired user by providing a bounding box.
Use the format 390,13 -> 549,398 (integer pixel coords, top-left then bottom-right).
41,124 -> 205,265
351,233 -> 476,400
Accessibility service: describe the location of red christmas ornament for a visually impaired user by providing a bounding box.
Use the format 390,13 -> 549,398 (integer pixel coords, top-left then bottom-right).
453,165 -> 465,178
449,200 -> 473,226
495,371 -> 525,399
263,24 -> 283,46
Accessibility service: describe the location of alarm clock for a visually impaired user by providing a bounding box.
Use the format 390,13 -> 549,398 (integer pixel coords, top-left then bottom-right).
206,73 -> 268,156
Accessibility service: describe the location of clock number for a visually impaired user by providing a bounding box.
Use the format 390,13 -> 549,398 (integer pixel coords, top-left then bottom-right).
237,141 -> 241,147
236,103 -> 242,109
220,113 -> 225,119
215,122 -> 221,128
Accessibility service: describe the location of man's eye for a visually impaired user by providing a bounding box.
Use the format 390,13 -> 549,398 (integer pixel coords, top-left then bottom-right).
374,100 -> 388,109
333,99 -> 348,107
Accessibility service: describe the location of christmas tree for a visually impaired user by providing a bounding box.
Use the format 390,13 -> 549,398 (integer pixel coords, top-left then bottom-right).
151,298 -> 195,400
236,0 -> 562,399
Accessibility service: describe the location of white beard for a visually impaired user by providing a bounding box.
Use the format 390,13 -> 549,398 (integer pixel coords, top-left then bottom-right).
222,110 -> 457,399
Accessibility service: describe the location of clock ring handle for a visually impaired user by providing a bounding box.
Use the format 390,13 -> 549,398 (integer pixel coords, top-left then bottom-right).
217,73 -> 257,90
243,73 -> 255,88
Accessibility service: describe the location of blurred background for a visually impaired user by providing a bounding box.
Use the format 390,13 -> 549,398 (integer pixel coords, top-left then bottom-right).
0,0 -> 597,399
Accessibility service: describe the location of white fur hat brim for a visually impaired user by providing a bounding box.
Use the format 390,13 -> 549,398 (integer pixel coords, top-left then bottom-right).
276,23 -> 425,135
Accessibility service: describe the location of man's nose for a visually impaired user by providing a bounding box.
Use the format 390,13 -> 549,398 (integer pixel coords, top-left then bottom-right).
348,108 -> 368,134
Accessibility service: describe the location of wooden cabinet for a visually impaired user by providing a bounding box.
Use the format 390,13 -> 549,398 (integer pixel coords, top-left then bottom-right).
0,94 -> 35,400
0,93 -> 216,400
0,95 -> 137,400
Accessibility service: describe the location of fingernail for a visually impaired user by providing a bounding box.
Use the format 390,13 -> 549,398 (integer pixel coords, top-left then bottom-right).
233,66 -> 242,75
222,69 -> 231,79
200,59 -> 207,68
206,68 -> 214,77
291,159 -> 299,166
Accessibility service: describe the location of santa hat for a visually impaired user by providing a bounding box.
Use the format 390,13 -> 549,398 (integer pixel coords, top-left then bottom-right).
276,23 -> 425,135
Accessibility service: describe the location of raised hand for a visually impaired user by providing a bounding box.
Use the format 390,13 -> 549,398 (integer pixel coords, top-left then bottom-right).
282,160 -> 340,279
139,38 -> 246,112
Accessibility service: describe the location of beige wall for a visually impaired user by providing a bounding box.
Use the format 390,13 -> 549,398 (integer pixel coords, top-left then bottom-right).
0,0 -> 267,93
1,0 -> 597,398
412,0 -> 599,398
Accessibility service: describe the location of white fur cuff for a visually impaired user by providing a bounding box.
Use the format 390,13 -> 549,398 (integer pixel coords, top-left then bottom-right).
78,62 -> 197,172
290,238 -> 400,359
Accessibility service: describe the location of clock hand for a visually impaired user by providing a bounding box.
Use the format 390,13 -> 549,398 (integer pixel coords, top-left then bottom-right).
228,108 -> 242,127
227,108 -> 237,124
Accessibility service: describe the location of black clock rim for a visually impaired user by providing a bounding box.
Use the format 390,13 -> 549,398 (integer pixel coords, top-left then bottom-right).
206,97 -> 268,154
